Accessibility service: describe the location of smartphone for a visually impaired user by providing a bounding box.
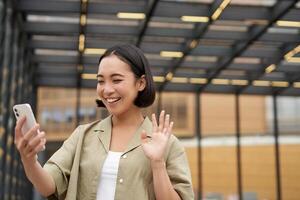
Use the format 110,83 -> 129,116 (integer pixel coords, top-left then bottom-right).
13,103 -> 38,135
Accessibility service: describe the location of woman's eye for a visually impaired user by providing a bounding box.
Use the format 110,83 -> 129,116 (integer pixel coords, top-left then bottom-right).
113,79 -> 122,83
97,80 -> 104,84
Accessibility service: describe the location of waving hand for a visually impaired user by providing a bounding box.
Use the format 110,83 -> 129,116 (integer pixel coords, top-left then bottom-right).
141,110 -> 174,162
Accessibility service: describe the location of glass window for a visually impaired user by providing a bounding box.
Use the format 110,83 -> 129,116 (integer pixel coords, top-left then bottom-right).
277,97 -> 300,135
142,92 -> 159,119
37,87 -> 77,141
79,89 -> 108,124
161,92 -> 195,137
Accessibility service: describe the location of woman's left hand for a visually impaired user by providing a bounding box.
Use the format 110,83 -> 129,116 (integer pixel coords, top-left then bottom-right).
141,110 -> 173,162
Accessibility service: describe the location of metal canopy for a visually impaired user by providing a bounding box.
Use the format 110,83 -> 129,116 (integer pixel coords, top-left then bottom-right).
16,0 -> 300,96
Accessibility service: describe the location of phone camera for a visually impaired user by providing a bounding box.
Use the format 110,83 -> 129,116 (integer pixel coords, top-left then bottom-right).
14,108 -> 18,112
16,113 -> 19,117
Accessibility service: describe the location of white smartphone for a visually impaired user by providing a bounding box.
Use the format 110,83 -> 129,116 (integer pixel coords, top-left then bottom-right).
13,103 -> 38,135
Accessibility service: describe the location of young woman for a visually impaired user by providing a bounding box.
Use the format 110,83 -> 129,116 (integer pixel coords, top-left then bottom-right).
15,44 -> 194,200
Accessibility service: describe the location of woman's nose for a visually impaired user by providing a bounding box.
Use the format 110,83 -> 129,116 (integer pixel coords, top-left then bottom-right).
103,83 -> 115,94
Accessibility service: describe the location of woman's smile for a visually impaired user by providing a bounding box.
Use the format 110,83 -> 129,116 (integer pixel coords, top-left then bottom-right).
105,97 -> 121,104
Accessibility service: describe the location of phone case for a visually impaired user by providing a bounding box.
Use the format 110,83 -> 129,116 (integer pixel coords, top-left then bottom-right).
13,104 -> 37,134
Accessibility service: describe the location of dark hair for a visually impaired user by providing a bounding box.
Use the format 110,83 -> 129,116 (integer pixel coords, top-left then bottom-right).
96,44 -> 156,108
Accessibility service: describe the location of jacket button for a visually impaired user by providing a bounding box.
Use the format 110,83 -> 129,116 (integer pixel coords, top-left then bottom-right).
119,178 -> 123,183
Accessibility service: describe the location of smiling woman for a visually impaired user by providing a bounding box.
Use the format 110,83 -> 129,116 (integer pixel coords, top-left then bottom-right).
95,44 -> 156,109
14,44 -> 194,200
95,45 -> 155,118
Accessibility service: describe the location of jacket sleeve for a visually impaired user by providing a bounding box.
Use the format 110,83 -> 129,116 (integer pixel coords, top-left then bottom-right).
43,125 -> 83,200
166,135 -> 194,200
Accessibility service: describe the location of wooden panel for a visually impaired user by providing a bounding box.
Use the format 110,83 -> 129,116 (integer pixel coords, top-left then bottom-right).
201,94 -> 267,136
240,95 -> 267,135
185,144 -> 300,200
202,146 -> 238,197
241,145 -> 276,200
201,94 -> 236,135
185,147 -> 199,194
280,144 -> 300,200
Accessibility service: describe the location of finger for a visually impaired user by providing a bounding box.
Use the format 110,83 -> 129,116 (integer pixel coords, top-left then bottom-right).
17,136 -> 29,152
151,113 -> 158,132
41,138 -> 46,151
27,138 -> 46,157
23,124 -> 40,142
24,132 -> 45,155
22,125 -> 41,155
163,127 -> 167,135
164,114 -> 170,134
167,121 -> 174,137
24,142 -> 33,156
15,116 -> 26,143
158,110 -> 165,132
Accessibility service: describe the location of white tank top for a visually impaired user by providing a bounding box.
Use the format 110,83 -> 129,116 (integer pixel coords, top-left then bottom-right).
96,151 -> 123,200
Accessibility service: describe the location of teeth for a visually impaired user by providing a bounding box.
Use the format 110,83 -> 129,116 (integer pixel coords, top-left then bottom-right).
106,98 -> 120,103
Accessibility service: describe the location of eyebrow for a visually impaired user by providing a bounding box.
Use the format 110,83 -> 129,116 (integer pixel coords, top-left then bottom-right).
96,73 -> 125,78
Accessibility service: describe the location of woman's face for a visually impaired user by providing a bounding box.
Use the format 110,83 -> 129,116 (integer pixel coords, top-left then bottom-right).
97,54 -> 145,116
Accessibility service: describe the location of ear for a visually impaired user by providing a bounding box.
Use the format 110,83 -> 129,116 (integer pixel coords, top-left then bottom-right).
137,75 -> 146,91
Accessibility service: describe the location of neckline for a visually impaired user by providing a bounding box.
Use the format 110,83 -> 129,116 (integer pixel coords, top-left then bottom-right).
108,151 -> 123,155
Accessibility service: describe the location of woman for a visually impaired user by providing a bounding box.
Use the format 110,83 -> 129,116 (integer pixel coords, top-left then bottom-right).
15,44 -> 194,200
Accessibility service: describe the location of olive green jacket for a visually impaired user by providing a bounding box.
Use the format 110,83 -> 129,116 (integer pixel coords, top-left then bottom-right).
44,115 -> 194,200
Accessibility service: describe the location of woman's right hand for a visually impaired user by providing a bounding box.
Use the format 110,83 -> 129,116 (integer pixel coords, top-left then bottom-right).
14,117 -> 56,197
14,116 -> 46,164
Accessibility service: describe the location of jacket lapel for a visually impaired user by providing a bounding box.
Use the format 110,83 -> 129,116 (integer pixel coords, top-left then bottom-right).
124,117 -> 152,154
94,115 -> 112,153
93,115 -> 153,154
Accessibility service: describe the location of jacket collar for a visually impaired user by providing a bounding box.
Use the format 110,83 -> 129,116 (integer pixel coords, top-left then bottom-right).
94,115 -> 152,154
94,116 -> 112,153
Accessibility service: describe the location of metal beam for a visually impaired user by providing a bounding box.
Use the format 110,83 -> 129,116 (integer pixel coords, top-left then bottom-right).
195,93 -> 202,200
136,0 -> 159,47
196,0 -> 297,93
75,0 -> 88,126
29,39 -> 77,50
17,0 -> 81,13
237,43 -> 300,94
158,0 -> 226,91
272,95 -> 282,200
272,71 -> 300,96
235,94 -> 243,200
